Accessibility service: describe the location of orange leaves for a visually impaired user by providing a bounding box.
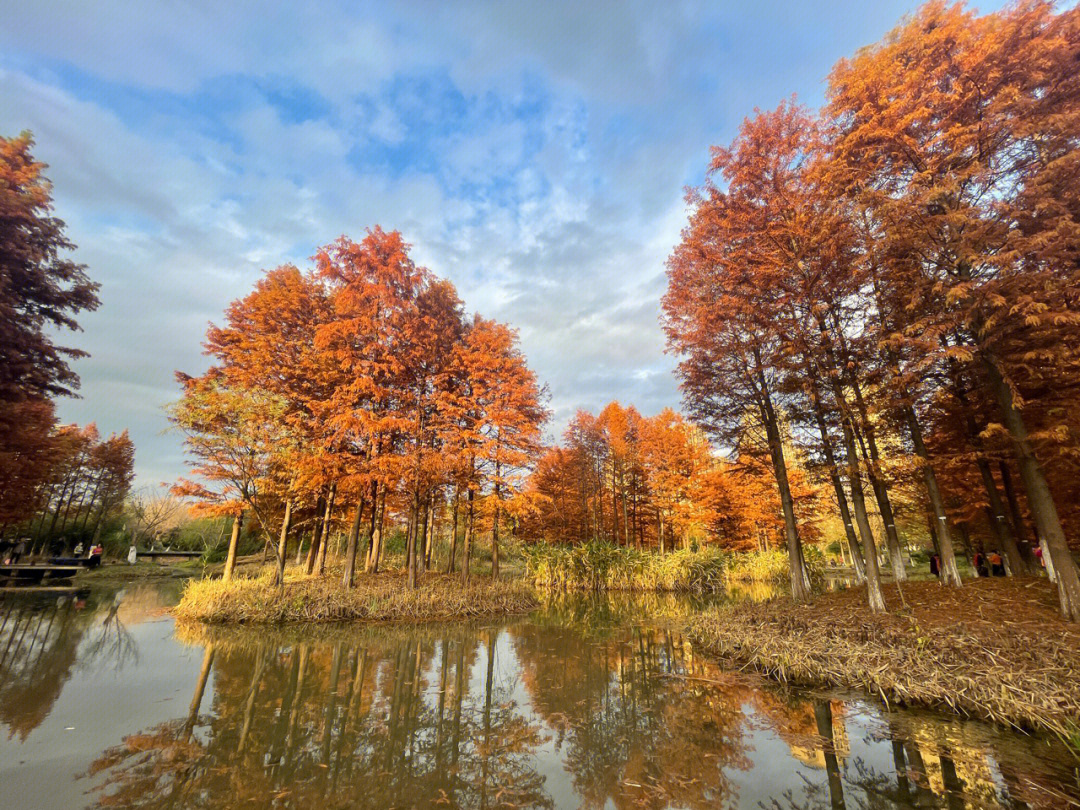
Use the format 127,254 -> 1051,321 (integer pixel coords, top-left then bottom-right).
173,227 -> 548,541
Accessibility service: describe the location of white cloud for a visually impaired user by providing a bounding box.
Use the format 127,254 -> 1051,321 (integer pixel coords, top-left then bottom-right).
1,0 -> 973,484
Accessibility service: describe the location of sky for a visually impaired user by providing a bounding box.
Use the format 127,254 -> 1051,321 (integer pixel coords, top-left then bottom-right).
1,0 -> 959,489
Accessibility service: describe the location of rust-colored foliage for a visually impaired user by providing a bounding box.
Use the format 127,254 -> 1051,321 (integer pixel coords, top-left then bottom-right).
172,228 -> 548,586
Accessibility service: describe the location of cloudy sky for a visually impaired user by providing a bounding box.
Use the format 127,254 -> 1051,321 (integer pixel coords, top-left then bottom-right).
2,0 -> 957,488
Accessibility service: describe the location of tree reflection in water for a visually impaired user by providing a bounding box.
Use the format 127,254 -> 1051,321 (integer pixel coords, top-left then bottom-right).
78,594 -> 1079,810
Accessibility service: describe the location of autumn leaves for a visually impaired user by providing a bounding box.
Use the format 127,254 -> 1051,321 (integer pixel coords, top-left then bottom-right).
171,228 -> 547,588
664,1 -> 1080,617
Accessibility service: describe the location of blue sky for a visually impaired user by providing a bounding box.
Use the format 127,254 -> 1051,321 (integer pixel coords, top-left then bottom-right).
1,0 -> 970,489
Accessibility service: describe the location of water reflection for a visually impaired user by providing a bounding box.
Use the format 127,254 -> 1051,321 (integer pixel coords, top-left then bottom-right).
1,586 -> 1077,809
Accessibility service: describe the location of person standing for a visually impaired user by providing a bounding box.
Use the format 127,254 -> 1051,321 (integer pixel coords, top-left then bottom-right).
989,552 -> 1006,577
11,538 -> 27,564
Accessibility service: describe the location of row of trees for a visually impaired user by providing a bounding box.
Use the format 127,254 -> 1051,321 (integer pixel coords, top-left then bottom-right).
521,401 -> 825,554
20,424 -> 134,552
171,228 -> 548,587
663,1 -> 1080,617
0,133 -> 121,542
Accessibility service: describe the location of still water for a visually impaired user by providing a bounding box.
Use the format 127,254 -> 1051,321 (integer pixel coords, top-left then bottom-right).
1,582 -> 1077,810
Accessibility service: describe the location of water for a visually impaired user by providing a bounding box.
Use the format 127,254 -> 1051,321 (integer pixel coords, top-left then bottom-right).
1,583 -> 1077,809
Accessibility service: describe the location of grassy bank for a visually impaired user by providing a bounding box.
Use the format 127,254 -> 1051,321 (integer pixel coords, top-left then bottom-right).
173,569 -> 539,624
81,560 -> 203,582
525,542 -> 727,591
686,578 -> 1080,738
524,543 -> 824,592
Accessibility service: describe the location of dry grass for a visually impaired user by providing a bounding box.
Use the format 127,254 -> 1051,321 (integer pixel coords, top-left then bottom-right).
173,569 -> 539,624
687,577 -> 1080,737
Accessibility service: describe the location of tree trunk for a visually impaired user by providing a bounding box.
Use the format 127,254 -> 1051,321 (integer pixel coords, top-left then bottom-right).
838,415 -> 886,612
753,359 -> 810,602
342,498 -> 365,589
903,405 -> 962,586
611,462 -> 619,544
808,388 -> 865,583
423,494 -> 436,570
407,490 -> 421,589
295,529 -> 307,567
997,462 -> 1038,569
460,489 -> 474,584
976,458 -> 1027,575
446,488 -> 460,574
305,492 -> 326,575
491,466 -> 501,580
983,353 -> 1080,620
418,495 -> 430,572
367,489 -> 386,574
184,645 -> 216,739
223,511 -> 243,583
274,499 -> 293,588
315,484 -> 336,576
849,379 -> 907,582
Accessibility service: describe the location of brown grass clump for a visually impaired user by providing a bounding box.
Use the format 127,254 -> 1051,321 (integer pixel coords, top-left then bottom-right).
173,569 -> 539,625
687,577 -> 1080,737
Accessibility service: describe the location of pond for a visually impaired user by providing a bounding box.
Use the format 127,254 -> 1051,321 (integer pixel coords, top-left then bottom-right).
1,581 -> 1077,809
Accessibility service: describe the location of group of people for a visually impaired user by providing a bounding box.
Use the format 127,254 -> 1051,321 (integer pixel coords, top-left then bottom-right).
928,550 -> 1008,579
2,537 -> 104,567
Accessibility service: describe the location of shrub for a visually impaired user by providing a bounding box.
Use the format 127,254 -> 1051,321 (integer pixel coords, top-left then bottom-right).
725,546 -> 825,585
524,541 -> 727,592
526,542 -> 825,592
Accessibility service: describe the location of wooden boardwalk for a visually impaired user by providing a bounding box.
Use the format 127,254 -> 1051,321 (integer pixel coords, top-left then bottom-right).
0,564 -> 82,583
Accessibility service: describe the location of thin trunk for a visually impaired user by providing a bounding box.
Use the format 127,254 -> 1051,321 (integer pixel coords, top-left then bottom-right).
184,645 -> 216,739
295,529 -> 307,567
816,345 -> 886,611
223,511 -> 243,583
904,405 -> 962,586
315,483 -> 337,576
342,497 -> 365,589
814,701 -> 846,810
1041,535 -> 1058,583
753,354 -> 810,602
850,379 -> 907,582
360,481 -> 379,572
976,458 -> 1027,575
76,471 -> 106,534
407,490 -> 421,589
611,461 -> 620,544
998,462 -> 1038,569
366,486 -> 386,574
808,386 -> 865,583
237,646 -> 267,753
983,353 -> 1080,620
460,489 -> 474,584
839,414 -> 887,612
305,493 -> 327,574
445,488 -> 460,574
491,465 -> 501,580
422,493 -> 434,570
274,499 -> 293,588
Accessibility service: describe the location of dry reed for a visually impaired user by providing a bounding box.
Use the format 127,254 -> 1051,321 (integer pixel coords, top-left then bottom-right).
687,578 -> 1080,737
173,569 -> 538,624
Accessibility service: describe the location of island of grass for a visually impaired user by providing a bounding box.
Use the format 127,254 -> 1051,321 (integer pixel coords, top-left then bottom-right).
174,568 -> 539,624
686,577 -> 1080,741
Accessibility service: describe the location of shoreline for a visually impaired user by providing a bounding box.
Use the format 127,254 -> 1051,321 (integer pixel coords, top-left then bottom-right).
685,578 -> 1080,740
173,570 -> 539,625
